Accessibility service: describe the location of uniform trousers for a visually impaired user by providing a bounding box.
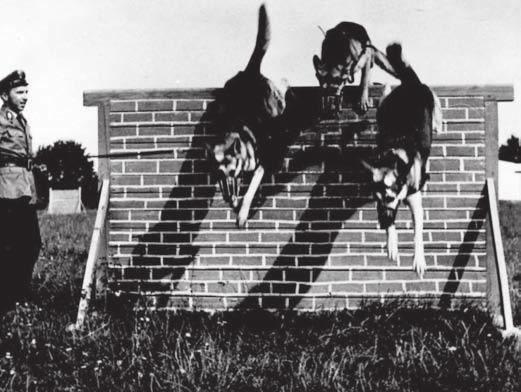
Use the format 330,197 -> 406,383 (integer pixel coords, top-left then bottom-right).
0,197 -> 41,309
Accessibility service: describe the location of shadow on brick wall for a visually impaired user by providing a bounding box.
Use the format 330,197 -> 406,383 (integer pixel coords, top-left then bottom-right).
439,191 -> 487,308
236,131 -> 371,310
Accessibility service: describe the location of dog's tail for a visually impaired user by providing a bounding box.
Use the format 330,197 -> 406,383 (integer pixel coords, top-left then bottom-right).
245,4 -> 270,74
386,43 -> 422,86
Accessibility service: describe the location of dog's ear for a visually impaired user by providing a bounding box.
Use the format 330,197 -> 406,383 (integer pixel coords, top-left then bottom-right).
313,55 -> 326,74
232,137 -> 242,156
361,159 -> 386,183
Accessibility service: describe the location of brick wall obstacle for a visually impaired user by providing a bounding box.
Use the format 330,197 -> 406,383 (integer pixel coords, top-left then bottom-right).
84,85 -> 513,311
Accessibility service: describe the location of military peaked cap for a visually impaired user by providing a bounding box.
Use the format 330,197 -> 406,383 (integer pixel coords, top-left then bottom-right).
0,70 -> 28,93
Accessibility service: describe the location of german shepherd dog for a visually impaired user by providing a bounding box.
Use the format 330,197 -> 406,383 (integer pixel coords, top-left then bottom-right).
361,43 -> 442,277
208,4 -> 286,227
313,22 -> 398,115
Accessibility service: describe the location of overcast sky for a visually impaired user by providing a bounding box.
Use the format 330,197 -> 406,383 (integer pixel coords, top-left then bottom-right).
2,0 -> 520,155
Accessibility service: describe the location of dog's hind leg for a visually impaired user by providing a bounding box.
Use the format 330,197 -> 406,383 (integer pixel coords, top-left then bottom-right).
407,191 -> 426,278
237,165 -> 265,228
372,47 -> 398,78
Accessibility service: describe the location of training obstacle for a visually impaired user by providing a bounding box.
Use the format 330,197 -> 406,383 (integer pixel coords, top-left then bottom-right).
78,85 -> 514,328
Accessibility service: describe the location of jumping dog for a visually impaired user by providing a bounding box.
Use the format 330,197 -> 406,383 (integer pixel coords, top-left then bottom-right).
361,43 -> 442,277
208,4 -> 286,227
313,22 -> 398,115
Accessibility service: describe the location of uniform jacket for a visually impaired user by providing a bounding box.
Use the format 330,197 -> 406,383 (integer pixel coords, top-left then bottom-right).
0,104 -> 36,202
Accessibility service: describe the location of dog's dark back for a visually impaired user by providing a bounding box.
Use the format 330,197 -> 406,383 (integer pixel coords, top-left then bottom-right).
214,4 -> 285,141
376,44 -> 435,161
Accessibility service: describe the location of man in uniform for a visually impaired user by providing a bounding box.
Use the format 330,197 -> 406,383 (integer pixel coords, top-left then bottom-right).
0,70 -> 41,310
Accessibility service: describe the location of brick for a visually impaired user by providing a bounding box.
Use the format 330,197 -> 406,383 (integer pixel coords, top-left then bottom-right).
214,244 -> 247,255
352,270 -> 383,281
275,198 -> 307,208
143,175 -> 177,185
173,125 -> 198,136
468,108 -> 484,119
425,183 -> 458,192
299,283 -> 330,294
188,269 -> 221,281
112,175 -> 141,186
176,100 -> 204,111
125,161 -> 157,173
294,232 -> 330,243
446,146 -> 477,157
111,126 -> 137,137
444,173 -> 473,182
284,268 -> 310,283
123,112 -> 153,122
365,255 -> 393,266
110,114 -> 122,123
431,232 -> 461,241
365,282 -> 404,293
137,100 -> 173,111
155,112 -> 189,122
123,137 -> 155,149
335,231 -> 364,242
442,109 -> 466,119
139,125 -> 172,136
193,297 -> 226,310
162,233 -> 191,243
313,270 -> 350,282
260,297 -> 287,309
446,197 -> 482,208
198,256 -> 231,266
111,101 -> 136,112
330,255 -> 364,266
160,210 -> 192,220
111,162 -> 123,173
110,210 -> 129,220
446,122 -> 484,131
272,283 -> 297,294
471,281 -> 487,293
262,210 -> 294,221
463,159 -> 485,171
231,256 -> 262,266
194,233 -> 227,242
429,159 -> 460,171
315,297 -> 348,310
229,232 -> 260,242
264,255 -> 295,266
189,111 -> 207,122
331,283 -> 364,292
177,173 -> 208,185
405,281 -> 437,292
207,282 -> 238,294
447,98 -> 484,107
178,199 -> 208,209
293,298 -> 315,310
110,233 -> 129,242
124,267 -> 151,280
422,197 -> 444,208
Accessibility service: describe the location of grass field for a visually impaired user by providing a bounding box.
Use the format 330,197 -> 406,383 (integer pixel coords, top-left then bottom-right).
0,204 -> 519,391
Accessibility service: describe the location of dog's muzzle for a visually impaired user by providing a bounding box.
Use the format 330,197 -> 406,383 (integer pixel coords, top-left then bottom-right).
378,205 -> 399,229
218,173 -> 241,208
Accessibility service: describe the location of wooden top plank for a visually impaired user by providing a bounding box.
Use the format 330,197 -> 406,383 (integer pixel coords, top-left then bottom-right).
84,85 -> 514,106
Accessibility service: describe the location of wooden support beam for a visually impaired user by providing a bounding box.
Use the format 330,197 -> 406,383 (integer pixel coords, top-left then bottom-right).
486,178 -> 514,331
74,179 -> 110,329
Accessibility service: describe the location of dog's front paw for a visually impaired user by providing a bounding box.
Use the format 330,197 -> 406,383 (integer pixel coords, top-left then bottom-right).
236,209 -> 248,228
412,251 -> 426,278
358,90 -> 370,114
387,232 -> 399,262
